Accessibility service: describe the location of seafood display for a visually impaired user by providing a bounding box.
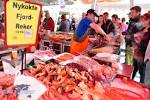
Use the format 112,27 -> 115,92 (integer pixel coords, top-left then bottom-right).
94,53 -> 120,63
111,78 -> 150,98
91,46 -> 117,54
0,34 -> 149,100
53,53 -> 75,63
73,56 -> 100,72
42,32 -> 73,42
34,50 -> 56,61
91,64 -> 117,82
1,62 -> 150,100
66,56 -> 117,81
0,73 -> 18,100
25,63 -> 150,100
26,63 -> 106,100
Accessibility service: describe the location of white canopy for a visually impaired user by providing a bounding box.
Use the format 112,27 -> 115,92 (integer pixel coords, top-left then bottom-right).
42,0 -> 150,31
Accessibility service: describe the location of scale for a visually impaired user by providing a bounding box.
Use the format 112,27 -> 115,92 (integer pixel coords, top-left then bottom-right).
0,47 -> 27,73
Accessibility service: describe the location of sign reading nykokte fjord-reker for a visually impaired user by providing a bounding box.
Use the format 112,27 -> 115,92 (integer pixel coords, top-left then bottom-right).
4,0 -> 42,46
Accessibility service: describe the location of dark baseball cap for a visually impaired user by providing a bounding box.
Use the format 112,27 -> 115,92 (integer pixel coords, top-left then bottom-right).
87,9 -> 98,17
130,6 -> 141,12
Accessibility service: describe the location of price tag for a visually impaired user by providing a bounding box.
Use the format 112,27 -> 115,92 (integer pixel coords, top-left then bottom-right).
14,75 -> 47,100
24,29 -> 33,38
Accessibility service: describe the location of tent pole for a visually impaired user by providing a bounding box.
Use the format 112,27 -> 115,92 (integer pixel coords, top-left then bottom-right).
91,0 -> 97,9
130,0 -> 134,8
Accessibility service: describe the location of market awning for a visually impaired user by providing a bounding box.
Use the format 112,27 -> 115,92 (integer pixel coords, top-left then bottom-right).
81,0 -> 121,4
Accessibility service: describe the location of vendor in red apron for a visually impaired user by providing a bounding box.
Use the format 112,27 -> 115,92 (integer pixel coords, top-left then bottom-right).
70,9 -> 110,55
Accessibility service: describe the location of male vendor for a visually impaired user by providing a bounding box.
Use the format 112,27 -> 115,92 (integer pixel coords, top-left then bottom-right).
70,9 -> 110,55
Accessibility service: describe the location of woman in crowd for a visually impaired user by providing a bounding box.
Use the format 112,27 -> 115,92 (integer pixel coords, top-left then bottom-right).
89,15 -> 104,46
132,13 -> 150,83
121,18 -> 128,33
111,14 -> 122,35
97,15 -> 104,27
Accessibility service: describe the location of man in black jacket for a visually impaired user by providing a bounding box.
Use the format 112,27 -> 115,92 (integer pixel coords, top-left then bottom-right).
101,12 -> 115,34
125,6 -> 143,47
125,6 -> 143,65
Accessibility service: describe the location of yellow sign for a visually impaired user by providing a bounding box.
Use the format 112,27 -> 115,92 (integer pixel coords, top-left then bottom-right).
5,0 -> 42,46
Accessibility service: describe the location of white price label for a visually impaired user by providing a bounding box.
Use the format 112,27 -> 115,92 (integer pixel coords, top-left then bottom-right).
24,29 -> 33,38
14,75 -> 47,100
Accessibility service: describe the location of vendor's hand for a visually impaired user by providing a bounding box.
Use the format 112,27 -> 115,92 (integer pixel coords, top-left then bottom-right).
104,34 -> 110,41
